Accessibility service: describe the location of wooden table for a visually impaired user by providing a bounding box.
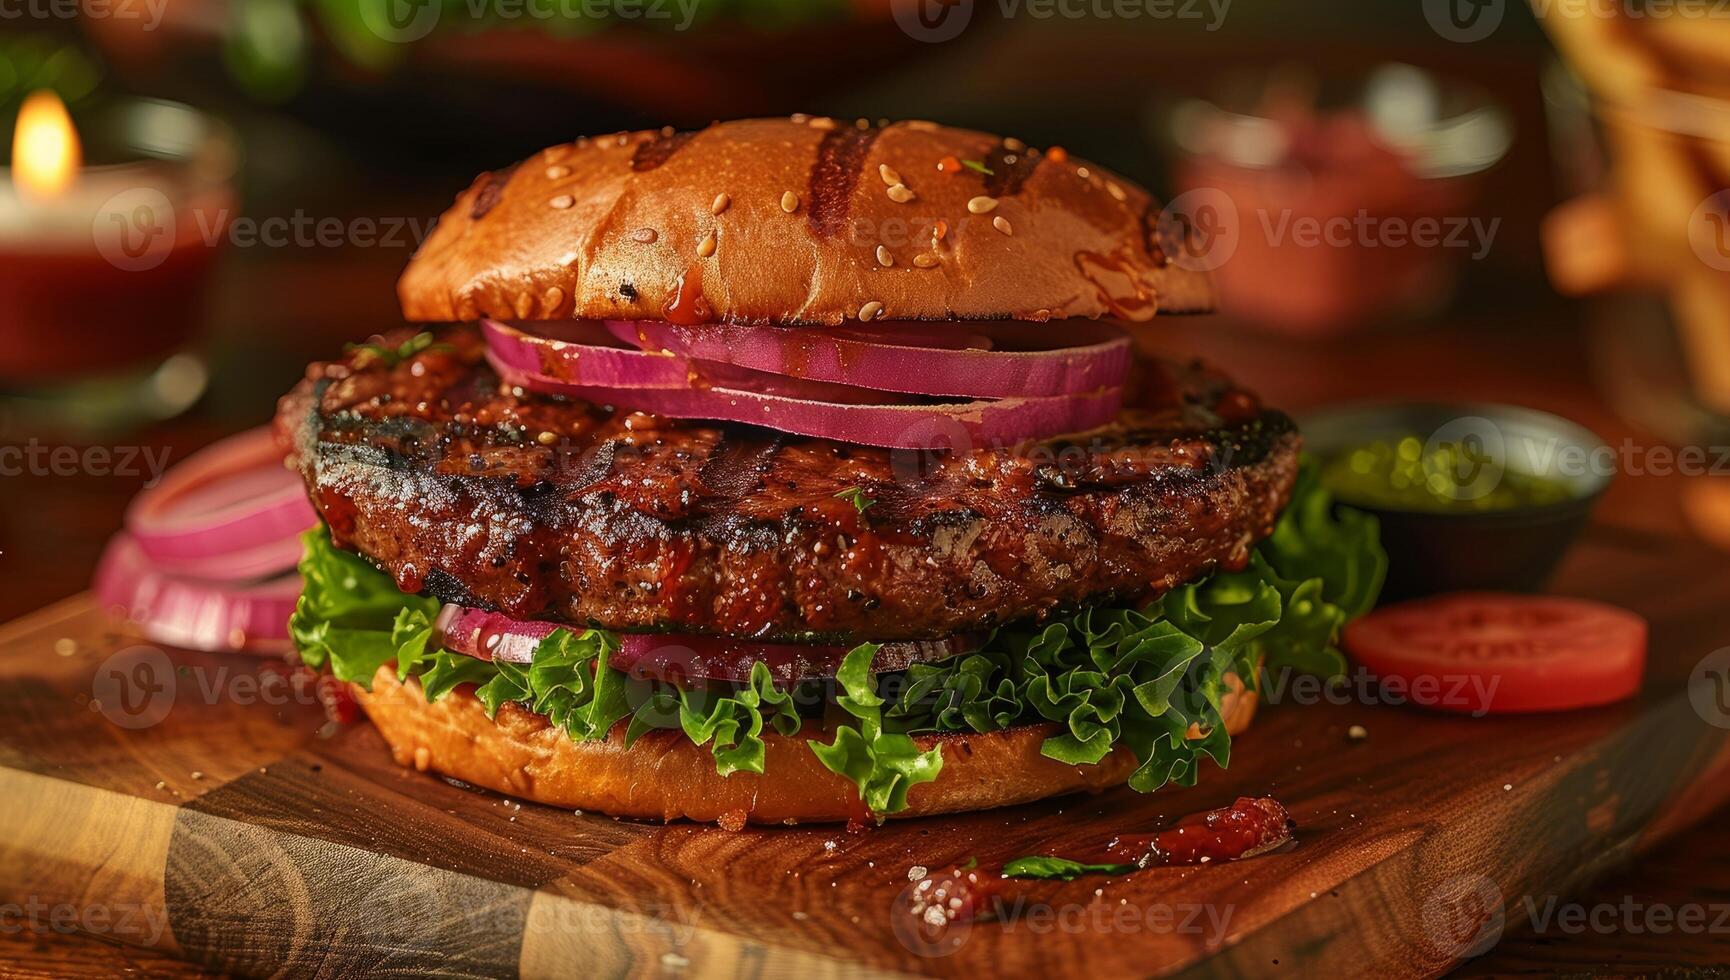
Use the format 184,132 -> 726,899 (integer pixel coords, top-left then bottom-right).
4,259 -> 1729,975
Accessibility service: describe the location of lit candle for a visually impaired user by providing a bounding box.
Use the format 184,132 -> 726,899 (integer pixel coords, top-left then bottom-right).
13,90 -> 83,200
0,91 -> 234,397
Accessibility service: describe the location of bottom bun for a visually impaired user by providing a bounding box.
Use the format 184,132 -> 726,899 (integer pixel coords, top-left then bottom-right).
353,665 -> 1260,825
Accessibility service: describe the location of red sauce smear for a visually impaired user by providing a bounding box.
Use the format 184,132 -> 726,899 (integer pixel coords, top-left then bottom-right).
1093,796 -> 1293,868
895,797 -> 1292,942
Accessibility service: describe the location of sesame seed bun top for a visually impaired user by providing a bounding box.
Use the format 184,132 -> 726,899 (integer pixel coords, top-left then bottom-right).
397,117 -> 1215,326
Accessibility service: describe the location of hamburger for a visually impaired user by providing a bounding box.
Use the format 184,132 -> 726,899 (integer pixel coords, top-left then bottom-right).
278,117 -> 1383,825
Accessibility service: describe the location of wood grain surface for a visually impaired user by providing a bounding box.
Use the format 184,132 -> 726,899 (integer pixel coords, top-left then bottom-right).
2,514 -> 1728,978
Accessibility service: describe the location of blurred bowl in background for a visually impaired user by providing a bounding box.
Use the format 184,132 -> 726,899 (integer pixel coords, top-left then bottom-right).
1303,401 -> 1610,602
1160,63 -> 1512,338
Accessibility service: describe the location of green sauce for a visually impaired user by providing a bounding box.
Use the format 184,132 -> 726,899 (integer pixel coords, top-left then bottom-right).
1320,436 -> 1575,513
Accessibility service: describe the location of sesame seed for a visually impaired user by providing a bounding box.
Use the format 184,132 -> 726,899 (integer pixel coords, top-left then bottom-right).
859,300 -> 884,321
537,431 -> 558,445
546,165 -> 571,179
549,195 -> 574,210
906,120 -> 937,132
660,125 -> 675,136
780,191 -> 800,213
912,252 -> 938,268
53,638 -> 76,657
616,134 -> 629,147
1003,137 -> 1026,152
1106,181 -> 1127,202
1077,166 -> 1091,178
967,196 -> 998,214
876,245 -> 894,267
697,231 -> 717,258
790,112 -> 810,123
993,215 -> 1012,236
711,193 -> 731,216
808,116 -> 837,130
1347,725 -> 1369,741
886,184 -> 915,204
878,163 -> 902,186
631,228 -> 658,244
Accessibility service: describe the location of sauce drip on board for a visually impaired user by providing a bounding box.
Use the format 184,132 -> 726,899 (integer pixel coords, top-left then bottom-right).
1093,796 -> 1294,868
896,797 -> 1293,943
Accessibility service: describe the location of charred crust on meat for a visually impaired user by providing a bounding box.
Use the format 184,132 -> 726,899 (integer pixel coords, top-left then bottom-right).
276,325 -> 1301,643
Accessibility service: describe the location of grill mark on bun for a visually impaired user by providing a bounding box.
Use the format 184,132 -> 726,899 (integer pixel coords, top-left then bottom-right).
632,129 -> 698,172
982,142 -> 1040,198
808,126 -> 881,238
469,163 -> 520,220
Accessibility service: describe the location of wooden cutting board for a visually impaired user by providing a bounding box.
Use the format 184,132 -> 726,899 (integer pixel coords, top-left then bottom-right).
2,522 -> 1728,979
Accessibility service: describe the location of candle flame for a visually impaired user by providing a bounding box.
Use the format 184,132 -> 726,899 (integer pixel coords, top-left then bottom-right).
12,90 -> 82,199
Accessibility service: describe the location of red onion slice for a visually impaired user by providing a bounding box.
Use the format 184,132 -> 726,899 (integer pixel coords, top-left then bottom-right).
482,319 -> 692,389
126,426 -> 317,578
483,319 -> 907,405
491,355 -> 1121,450
94,533 -> 297,654
433,603 -> 559,664
428,602 -> 980,685
601,318 -> 1132,399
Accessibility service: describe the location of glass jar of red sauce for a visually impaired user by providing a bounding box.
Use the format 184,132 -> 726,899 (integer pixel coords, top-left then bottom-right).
1164,64 -> 1511,338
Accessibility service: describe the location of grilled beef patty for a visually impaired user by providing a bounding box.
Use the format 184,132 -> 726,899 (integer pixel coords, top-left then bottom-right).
277,326 -> 1300,643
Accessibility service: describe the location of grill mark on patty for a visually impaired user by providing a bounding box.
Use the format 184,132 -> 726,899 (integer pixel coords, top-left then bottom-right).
808,127 -> 882,238
469,163 -> 520,220
632,129 -> 699,172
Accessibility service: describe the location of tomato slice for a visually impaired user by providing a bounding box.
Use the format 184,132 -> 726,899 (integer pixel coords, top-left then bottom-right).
1341,593 -> 1647,715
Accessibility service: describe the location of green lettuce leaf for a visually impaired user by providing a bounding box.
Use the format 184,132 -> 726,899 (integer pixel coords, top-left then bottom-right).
288,528 -> 436,686
672,661 -> 802,777
1002,856 -> 1138,880
811,645 -> 945,814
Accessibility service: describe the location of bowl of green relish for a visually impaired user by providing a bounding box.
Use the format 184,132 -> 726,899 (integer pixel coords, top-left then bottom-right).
1302,403 -> 1611,601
